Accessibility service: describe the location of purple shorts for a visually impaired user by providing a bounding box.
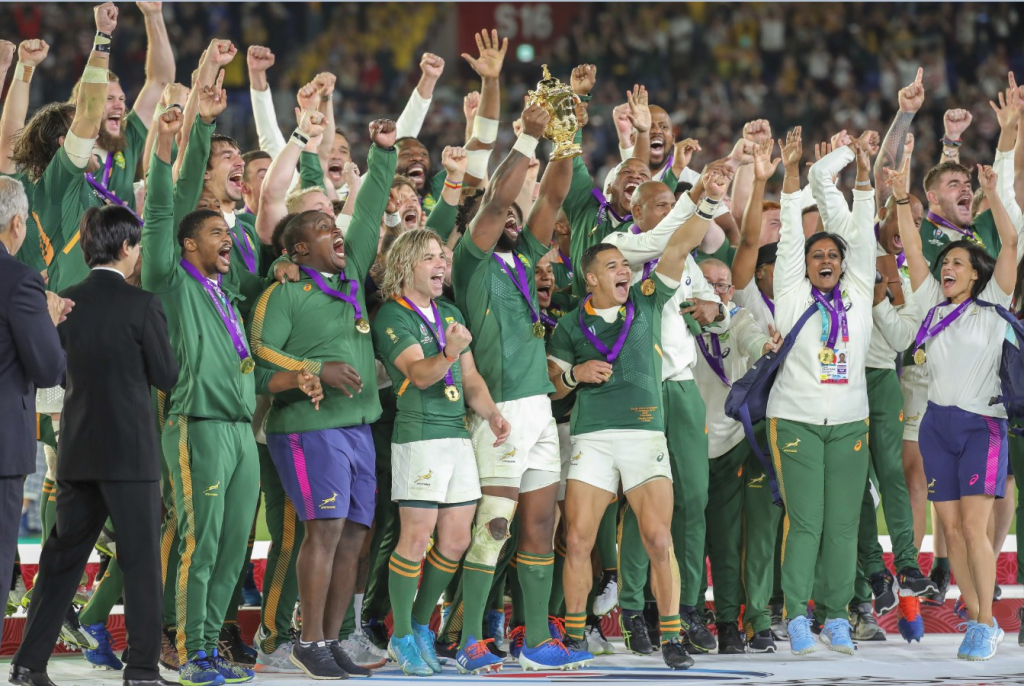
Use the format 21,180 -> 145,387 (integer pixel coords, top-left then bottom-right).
267,425 -> 376,524
920,402 -> 1007,502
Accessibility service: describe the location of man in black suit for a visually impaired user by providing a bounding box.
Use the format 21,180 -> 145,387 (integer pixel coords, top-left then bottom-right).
0,177 -> 66,646
10,204 -> 178,686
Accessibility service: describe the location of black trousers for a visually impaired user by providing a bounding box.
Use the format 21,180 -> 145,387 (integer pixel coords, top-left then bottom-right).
14,479 -> 162,680
0,475 -> 24,642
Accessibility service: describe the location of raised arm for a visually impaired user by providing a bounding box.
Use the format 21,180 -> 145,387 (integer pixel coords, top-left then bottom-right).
343,119 -> 397,273
255,108 -> 326,244
625,85 -> 651,167
527,116 -> 579,247
395,53 -> 443,139
172,75 -> 224,229
875,67 -> 923,208
978,164 -> 1019,297
730,120 -> 772,228
467,104 -> 549,253
0,40 -> 47,174
311,72 -> 339,200
0,41 -> 12,89
733,135 -> 782,289
886,159 -> 930,294
176,40 -> 235,177
461,30 -> 507,186
247,46 -> 285,157
140,108 -> 184,292
941,108 -> 972,165
142,81 -> 188,178
654,170 -> 729,282
989,78 -> 1024,257
131,2 -> 175,126
69,4 -> 117,143
773,128 -> 807,300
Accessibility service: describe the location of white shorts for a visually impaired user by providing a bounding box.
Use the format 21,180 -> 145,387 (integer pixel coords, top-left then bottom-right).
901,364 -> 929,442
556,422 -> 572,501
568,429 -> 672,495
471,394 -> 561,492
392,437 -> 482,504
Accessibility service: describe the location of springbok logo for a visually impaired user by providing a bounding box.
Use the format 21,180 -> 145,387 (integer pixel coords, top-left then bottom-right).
320,493 -> 338,509
782,439 -> 800,453
204,481 -> 220,496
501,447 -> 517,463
415,470 -> 434,486
748,474 -> 766,488
571,451 -> 581,465
927,478 -> 936,493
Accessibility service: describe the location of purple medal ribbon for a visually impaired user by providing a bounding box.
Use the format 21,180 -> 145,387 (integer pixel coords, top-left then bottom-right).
926,211 -> 981,244
232,226 -> 257,274
696,333 -> 731,387
591,187 -> 631,224
628,224 -> 659,279
912,297 -> 974,356
540,310 -> 559,328
578,294 -> 635,363
760,289 -> 775,316
86,154 -> 144,225
492,253 -> 540,325
659,154 -> 674,179
557,249 -> 573,278
178,259 -> 250,364
811,286 -> 848,349
397,297 -> 456,390
298,266 -> 364,321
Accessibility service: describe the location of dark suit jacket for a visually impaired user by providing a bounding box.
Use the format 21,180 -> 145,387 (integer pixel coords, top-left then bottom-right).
57,268 -> 178,481
0,243 -> 65,477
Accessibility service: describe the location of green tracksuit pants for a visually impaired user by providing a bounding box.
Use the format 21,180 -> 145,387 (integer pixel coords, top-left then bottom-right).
619,379 -> 708,609
861,368 -> 918,573
359,388 -> 399,628
163,416 -> 259,662
739,434 -> 784,636
706,441 -> 747,624
256,441 -> 303,653
768,417 -> 869,621
160,453 -> 180,628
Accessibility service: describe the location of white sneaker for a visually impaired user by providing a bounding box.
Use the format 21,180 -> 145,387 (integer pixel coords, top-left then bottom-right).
341,633 -> 387,669
255,640 -> 300,673
347,629 -> 388,661
592,574 -> 619,617
585,624 -> 615,655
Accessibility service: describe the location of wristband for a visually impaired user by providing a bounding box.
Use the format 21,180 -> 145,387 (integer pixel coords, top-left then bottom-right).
512,133 -> 539,159
472,116 -> 499,145
465,148 -> 492,178
444,178 -> 464,191
289,129 -> 309,148
696,197 -> 719,220
443,348 -> 458,363
13,63 -> 33,83
64,131 -> 98,168
940,136 -> 962,148
895,197 -> 910,205
319,94 -> 331,102
384,211 -> 401,228
81,66 -> 109,84
942,149 -> 958,159
93,31 -> 112,54
561,367 -> 579,390
855,179 -> 871,188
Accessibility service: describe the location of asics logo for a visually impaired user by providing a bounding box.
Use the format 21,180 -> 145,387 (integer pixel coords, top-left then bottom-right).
969,474 -> 979,486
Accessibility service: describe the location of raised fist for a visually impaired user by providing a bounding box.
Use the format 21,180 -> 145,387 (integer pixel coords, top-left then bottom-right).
247,46 -> 275,73
570,64 -> 597,96
369,119 -> 397,149
94,2 -> 119,35
17,39 -> 49,67
520,103 -> 551,139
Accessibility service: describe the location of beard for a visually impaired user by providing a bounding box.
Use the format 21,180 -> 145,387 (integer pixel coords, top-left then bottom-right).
496,231 -> 518,254
97,125 -> 128,155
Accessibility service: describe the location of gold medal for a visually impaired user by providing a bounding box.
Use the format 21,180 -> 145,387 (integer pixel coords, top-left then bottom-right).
533,321 -> 546,338
818,347 -> 835,365
355,317 -> 370,334
641,279 -> 655,296
445,384 -> 460,402
913,348 -> 926,365
240,357 -> 255,374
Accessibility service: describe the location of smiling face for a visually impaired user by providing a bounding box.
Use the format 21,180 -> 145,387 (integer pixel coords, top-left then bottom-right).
535,256 -> 555,309
326,133 -> 351,189
878,194 -> 924,255
396,139 -> 431,192
196,187 -> 222,213
610,159 -> 651,217
632,182 -> 675,232
701,261 -> 734,306
241,157 -> 271,212
648,106 -> 676,170
585,246 -> 632,306
927,170 -> 973,228
497,205 -> 523,251
206,141 -> 244,204
96,80 -> 127,153
184,215 -> 233,275
292,213 -> 347,273
939,246 -> 978,302
393,182 -> 422,231
408,237 -> 447,301
806,236 -> 843,292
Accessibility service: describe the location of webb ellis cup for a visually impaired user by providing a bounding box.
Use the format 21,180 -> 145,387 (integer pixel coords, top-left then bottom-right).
527,64 -> 583,160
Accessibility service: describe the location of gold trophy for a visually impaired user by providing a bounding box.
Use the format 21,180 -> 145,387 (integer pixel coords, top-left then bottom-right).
527,65 -> 583,160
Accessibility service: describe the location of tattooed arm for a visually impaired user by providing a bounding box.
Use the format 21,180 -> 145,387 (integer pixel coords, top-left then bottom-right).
874,67 -> 923,209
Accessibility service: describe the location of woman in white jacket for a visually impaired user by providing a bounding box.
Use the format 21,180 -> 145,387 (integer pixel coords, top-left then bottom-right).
767,128 -> 878,656
889,157 -> 1017,661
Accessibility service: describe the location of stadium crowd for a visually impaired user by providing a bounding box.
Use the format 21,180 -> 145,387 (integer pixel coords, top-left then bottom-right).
0,2 -> 1023,685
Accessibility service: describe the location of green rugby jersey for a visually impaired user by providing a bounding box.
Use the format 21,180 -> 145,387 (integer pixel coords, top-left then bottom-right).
91,110 -> 147,212
372,298 -> 470,443
550,250 -> 573,291
544,290 -> 577,422
425,196 -> 457,241
248,143 -> 396,434
4,172 -> 52,274
36,148 -> 103,292
548,273 -> 676,435
141,152 -> 258,423
452,226 -> 554,403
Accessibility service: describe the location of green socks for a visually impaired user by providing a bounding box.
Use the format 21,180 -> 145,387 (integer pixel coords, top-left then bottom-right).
459,560 -> 495,649
388,553 -> 421,638
413,548 -> 458,626
564,612 -> 586,642
548,535 -> 567,616
517,551 -> 554,648
659,614 -> 682,643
